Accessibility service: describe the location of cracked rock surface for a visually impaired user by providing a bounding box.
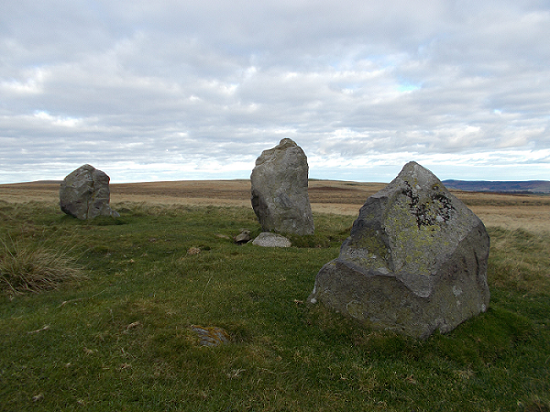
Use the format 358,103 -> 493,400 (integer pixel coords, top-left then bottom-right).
251,138 -> 314,235
308,161 -> 490,338
59,164 -> 119,220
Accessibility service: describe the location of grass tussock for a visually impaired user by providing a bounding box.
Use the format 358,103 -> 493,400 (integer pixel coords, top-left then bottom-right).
0,200 -> 548,411
488,227 -> 550,295
0,235 -> 84,295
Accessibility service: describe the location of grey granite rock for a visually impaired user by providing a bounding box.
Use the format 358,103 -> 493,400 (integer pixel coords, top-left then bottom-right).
308,161 -> 490,338
59,164 -> 119,220
252,232 -> 292,247
251,138 -> 314,235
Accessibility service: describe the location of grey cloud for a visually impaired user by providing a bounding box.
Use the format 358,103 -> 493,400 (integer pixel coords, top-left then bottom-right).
1,0 -> 549,182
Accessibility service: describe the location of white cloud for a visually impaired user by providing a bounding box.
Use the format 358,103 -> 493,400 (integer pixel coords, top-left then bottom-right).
0,68 -> 47,95
1,0 -> 549,183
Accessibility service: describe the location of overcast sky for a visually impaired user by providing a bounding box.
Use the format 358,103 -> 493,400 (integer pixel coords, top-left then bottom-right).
1,0 -> 549,183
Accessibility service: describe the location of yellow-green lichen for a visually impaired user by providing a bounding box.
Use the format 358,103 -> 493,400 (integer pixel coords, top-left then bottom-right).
384,193 -> 450,275
341,227 -> 389,269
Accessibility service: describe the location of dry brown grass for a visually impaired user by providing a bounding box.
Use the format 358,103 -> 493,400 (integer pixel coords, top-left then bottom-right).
1,179 -> 549,233
0,236 -> 84,294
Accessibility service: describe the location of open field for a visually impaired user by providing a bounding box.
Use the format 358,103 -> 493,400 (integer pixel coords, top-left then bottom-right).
1,180 -> 549,411
1,179 -> 549,233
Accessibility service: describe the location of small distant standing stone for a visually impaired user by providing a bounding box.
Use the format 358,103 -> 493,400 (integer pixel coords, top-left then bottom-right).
59,164 -> 119,220
250,138 -> 314,235
308,161 -> 490,338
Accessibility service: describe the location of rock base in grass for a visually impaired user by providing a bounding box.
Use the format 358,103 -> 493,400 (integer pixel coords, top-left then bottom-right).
308,161 -> 490,338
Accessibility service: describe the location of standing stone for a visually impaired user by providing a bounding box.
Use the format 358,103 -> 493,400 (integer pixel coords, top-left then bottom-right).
59,164 -> 119,220
308,161 -> 490,338
250,138 -> 314,235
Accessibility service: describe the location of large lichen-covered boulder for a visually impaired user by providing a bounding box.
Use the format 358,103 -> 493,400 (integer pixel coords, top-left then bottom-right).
308,161 -> 490,338
59,164 -> 119,220
251,138 -> 314,235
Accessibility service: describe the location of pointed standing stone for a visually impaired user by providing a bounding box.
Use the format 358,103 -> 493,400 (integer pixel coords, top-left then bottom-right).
251,138 -> 314,235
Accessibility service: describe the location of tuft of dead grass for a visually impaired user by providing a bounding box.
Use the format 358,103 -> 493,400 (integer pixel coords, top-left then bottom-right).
0,236 -> 85,295
487,228 -> 550,295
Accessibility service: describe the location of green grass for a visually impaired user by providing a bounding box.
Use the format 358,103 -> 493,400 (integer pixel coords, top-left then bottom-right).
0,200 -> 549,411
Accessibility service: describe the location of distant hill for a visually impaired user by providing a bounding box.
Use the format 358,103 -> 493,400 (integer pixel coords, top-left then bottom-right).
31,180 -> 63,184
443,180 -> 550,194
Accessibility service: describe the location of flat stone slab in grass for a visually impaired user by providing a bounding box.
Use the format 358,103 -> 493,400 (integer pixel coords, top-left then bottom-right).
308,161 -> 491,338
190,325 -> 230,347
234,229 -> 252,244
252,232 -> 292,247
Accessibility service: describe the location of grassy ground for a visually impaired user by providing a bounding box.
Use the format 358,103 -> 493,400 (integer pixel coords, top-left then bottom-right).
0,200 -> 549,411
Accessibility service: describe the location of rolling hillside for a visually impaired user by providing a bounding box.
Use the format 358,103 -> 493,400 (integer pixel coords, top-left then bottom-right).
443,179 -> 550,194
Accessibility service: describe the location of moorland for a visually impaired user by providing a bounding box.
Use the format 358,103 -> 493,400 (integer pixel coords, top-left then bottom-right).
2,179 -> 549,232
0,180 -> 549,411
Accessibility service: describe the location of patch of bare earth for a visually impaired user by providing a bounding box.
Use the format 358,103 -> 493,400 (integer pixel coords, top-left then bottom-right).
1,180 -> 548,233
